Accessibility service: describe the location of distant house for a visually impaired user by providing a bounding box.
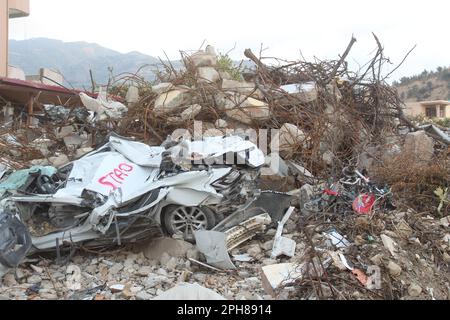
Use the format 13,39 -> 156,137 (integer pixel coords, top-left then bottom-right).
405,100 -> 450,119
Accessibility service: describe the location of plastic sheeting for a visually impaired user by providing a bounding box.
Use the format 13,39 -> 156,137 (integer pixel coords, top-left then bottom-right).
170,135 -> 265,168
80,87 -> 128,120
109,136 -> 164,167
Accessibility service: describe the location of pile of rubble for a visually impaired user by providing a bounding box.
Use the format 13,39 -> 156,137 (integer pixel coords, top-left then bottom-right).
0,36 -> 449,300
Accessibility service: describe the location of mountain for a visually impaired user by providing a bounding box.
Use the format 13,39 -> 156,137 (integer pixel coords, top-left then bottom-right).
394,66 -> 450,102
8,38 -> 163,88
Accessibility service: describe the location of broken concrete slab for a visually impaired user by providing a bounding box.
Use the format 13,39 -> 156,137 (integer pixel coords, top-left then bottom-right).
142,238 -> 194,261
30,159 -> 50,166
260,263 -> 303,297
280,82 -> 318,103
261,257 -> 329,297
225,96 -> 270,125
221,79 -> 260,97
126,85 -> 140,105
154,89 -> 191,115
180,104 -> 202,121
49,154 -> 70,168
153,282 -> 225,300
55,126 -> 75,139
404,131 -> 434,163
265,153 -> 289,177
273,123 -> 307,153
152,83 -> 175,95
197,67 -> 220,84
29,139 -> 55,157
187,51 -> 218,68
63,134 -> 86,149
215,119 -> 228,128
75,147 -> 94,159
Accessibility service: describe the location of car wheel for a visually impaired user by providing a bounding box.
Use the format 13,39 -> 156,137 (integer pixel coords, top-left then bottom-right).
163,205 -> 216,242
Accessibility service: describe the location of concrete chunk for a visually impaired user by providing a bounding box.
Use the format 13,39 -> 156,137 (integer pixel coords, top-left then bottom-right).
225,96 -> 270,124
404,131 -> 434,163
197,67 -> 220,84
188,51 -> 218,68
180,104 -> 202,121
273,123 -> 307,153
152,83 -> 175,95
154,89 -> 190,115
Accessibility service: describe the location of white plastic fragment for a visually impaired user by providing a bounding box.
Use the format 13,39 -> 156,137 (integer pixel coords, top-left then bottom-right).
271,207 -> 296,259
109,284 -> 125,293
232,254 -> 254,262
325,230 -> 351,249
80,87 -> 128,120
381,234 -> 399,257
338,253 -> 354,271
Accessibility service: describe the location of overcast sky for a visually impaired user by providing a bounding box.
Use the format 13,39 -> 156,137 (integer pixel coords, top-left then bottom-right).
9,0 -> 450,80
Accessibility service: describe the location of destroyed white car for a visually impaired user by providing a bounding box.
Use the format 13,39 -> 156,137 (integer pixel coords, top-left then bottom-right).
0,134 -> 266,276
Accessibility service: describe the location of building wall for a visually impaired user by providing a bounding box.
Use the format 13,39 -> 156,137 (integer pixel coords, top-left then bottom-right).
8,0 -> 29,17
404,102 -> 424,117
0,0 -> 30,77
40,68 -> 63,86
7,65 -> 25,80
0,0 -> 8,77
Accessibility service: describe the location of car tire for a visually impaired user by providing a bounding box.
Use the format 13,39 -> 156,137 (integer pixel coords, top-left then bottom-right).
162,205 -> 217,242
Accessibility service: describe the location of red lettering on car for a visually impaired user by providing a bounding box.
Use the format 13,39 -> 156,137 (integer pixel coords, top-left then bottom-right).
98,163 -> 134,191
119,163 -> 133,172
99,176 -> 117,190
114,168 -> 128,180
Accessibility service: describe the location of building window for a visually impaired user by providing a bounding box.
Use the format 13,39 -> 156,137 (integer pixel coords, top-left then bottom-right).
425,106 -> 437,118
439,106 -> 446,118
